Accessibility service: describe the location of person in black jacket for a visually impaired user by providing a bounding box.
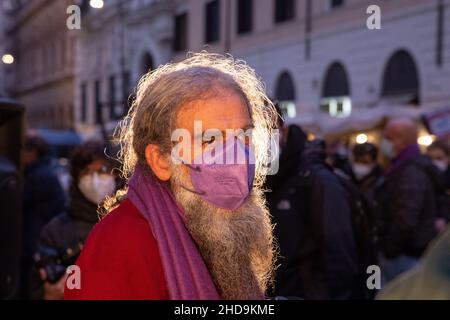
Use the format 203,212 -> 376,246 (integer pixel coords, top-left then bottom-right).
266,111 -> 359,300
30,141 -> 119,300
21,134 -> 66,299
351,143 -> 383,202
377,118 -> 438,284
426,140 -> 450,233
426,139 -> 450,190
0,156 -> 21,299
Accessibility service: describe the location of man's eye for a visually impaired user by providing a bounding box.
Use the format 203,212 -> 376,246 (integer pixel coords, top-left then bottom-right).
203,137 -> 216,145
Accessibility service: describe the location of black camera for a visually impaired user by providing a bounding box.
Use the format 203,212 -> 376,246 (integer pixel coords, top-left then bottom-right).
33,242 -> 83,284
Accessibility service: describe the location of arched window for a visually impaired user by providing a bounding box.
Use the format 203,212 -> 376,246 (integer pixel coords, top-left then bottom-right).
275,71 -> 296,118
381,50 -> 420,105
320,62 -> 351,117
140,52 -> 154,77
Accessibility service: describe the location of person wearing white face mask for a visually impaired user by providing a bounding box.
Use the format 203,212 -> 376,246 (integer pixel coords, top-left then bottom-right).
351,143 -> 383,199
426,140 -> 450,233
375,118 -> 439,286
30,141 -> 119,300
427,140 -> 450,187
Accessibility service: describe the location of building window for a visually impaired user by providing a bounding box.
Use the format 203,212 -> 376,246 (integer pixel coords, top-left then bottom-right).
330,0 -> 344,9
94,80 -> 102,125
80,83 -> 87,123
205,0 -> 220,43
174,13 -> 188,52
275,71 -> 297,118
80,0 -> 90,14
109,75 -> 116,119
140,52 -> 154,79
68,104 -> 74,127
274,0 -> 295,24
59,106 -> 65,129
122,71 -> 132,113
237,0 -> 253,35
320,62 -> 352,118
381,50 -> 420,105
436,0 -> 444,67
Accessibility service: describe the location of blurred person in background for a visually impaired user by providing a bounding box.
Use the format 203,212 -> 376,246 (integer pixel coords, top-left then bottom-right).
264,104 -> 304,201
351,143 -> 383,201
266,105 -> 361,300
376,118 -> 439,284
326,138 -> 353,180
21,134 -> 66,298
426,140 -> 450,232
427,140 -> 450,189
30,140 -> 119,300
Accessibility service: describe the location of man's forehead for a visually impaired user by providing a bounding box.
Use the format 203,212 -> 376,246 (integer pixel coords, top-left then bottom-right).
385,123 -> 401,136
176,94 -> 252,132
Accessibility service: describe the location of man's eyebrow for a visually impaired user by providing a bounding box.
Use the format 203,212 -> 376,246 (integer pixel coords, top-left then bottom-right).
242,124 -> 254,131
201,125 -> 254,135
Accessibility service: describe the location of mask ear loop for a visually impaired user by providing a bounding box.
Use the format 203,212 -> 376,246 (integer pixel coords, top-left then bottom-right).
170,154 -> 206,195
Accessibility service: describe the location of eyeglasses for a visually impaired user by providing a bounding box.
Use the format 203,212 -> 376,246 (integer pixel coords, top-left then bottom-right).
80,165 -> 111,176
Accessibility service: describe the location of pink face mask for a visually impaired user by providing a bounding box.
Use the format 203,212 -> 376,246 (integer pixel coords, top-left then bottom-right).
186,137 -> 255,210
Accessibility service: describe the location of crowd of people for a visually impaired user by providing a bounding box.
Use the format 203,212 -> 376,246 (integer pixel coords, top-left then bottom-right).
17,53 -> 450,300
20,115 -> 450,300
268,109 -> 450,300
20,137 -> 121,299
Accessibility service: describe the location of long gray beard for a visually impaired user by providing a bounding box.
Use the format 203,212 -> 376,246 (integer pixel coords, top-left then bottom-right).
170,166 -> 276,300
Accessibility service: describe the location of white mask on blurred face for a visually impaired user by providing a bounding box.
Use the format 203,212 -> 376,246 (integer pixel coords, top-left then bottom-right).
353,163 -> 374,180
432,160 -> 448,172
78,173 -> 116,204
380,138 -> 396,159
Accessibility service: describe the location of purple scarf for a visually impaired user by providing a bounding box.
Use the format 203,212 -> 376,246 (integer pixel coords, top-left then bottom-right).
127,165 -> 220,300
386,144 -> 421,176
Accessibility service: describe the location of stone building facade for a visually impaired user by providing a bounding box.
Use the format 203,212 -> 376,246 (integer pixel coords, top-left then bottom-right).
4,0 -> 77,130
4,0 -> 449,137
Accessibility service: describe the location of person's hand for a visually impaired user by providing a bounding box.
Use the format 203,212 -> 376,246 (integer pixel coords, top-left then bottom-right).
39,269 -> 67,300
435,218 -> 447,234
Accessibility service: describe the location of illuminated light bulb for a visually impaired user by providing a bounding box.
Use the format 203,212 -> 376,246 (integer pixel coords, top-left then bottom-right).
89,0 -> 104,9
1,54 -> 14,64
356,133 -> 368,144
417,135 -> 434,147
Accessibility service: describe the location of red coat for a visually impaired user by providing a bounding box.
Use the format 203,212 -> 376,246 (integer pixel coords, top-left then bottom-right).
64,199 -> 170,300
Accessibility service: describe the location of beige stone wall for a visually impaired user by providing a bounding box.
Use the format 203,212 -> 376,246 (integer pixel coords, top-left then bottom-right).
8,0 -> 76,130
0,5 -> 9,97
174,0 -> 450,125
73,0 -> 175,138
12,0 -> 447,135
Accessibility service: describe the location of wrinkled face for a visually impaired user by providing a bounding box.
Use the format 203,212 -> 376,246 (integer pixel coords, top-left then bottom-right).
174,88 -> 253,167
168,89 -> 275,300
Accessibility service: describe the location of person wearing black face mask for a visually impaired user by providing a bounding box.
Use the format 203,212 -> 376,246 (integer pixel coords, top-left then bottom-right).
30,141 -> 119,300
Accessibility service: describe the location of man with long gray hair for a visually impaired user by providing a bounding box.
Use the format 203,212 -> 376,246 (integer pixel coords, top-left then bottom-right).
65,52 -> 278,300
